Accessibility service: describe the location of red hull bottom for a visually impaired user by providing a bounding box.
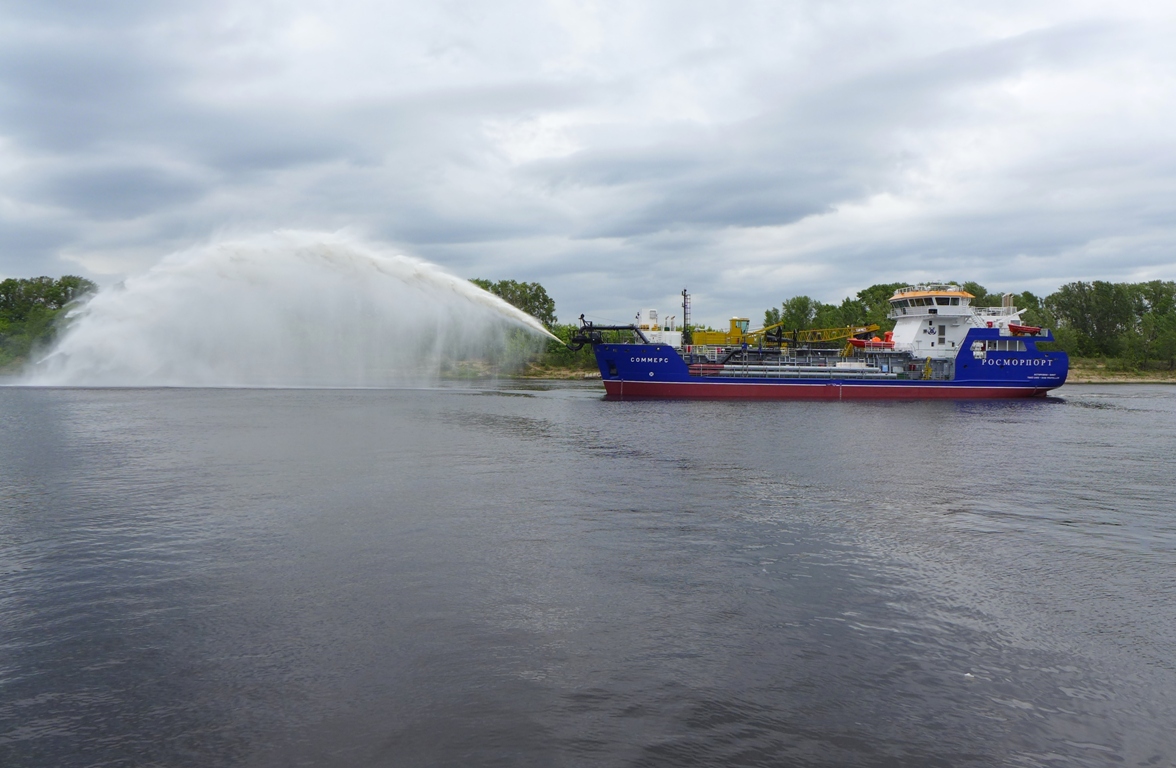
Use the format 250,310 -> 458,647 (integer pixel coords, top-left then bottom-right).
603,380 -> 1056,399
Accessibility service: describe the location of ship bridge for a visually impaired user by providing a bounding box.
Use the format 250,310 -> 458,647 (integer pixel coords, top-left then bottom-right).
888,284 -> 974,316
888,283 -> 1027,359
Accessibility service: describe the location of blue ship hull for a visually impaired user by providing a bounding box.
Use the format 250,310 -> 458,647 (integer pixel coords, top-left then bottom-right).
591,328 -> 1068,400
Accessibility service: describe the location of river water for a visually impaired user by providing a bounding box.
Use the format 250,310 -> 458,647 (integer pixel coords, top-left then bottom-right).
1,383 -> 1173,767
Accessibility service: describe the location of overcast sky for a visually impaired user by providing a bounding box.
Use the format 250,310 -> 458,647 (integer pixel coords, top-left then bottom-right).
2,0 -> 1175,325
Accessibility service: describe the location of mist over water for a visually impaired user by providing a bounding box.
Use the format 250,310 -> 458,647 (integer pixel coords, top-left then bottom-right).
24,232 -> 556,387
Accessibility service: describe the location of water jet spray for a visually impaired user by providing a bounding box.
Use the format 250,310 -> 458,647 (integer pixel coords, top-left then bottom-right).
25,231 -> 559,387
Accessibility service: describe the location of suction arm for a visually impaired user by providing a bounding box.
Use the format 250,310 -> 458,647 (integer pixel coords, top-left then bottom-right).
567,316 -> 649,350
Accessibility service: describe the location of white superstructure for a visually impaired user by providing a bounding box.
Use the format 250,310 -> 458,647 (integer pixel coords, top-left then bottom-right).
888,284 -> 1028,359
635,308 -> 683,347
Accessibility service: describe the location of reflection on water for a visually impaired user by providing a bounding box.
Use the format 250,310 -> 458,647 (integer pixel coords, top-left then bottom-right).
1,383 -> 1174,766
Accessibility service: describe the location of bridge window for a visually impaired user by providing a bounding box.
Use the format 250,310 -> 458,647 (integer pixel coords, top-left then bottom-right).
935,297 -> 950,306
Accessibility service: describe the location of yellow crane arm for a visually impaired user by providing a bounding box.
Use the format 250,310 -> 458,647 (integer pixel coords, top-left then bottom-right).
689,317 -> 881,346
748,323 -> 880,345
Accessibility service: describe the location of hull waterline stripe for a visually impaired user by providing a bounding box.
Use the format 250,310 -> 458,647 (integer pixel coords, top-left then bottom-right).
603,380 -> 1054,399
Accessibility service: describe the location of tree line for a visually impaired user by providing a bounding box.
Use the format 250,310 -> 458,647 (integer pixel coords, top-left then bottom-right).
472,276 -> 1176,371
0,276 -> 97,370
4,274 -> 1172,374
764,280 -> 1176,369
471,278 -> 597,372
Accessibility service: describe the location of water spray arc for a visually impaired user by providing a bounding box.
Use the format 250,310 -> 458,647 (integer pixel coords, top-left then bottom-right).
26,232 -> 558,387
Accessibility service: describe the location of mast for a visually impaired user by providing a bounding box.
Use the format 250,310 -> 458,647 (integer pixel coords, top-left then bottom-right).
682,288 -> 692,345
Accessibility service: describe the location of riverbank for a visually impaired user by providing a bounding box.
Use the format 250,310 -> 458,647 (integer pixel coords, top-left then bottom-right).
4,359 -> 1169,385
519,358 -> 1176,383
517,362 -> 599,379
1065,360 -> 1176,384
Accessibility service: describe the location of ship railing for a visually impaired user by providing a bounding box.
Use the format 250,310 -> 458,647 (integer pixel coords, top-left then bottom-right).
707,366 -> 899,380
896,283 -> 961,294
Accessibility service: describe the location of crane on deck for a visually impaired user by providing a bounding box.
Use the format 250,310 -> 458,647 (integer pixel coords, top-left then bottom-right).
690,317 -> 881,347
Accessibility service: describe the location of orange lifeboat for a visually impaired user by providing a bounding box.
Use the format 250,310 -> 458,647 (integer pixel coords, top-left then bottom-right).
849,332 -> 895,349
1008,324 -> 1042,335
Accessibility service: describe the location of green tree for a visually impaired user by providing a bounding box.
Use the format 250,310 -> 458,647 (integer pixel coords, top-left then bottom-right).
0,275 -> 97,370
755,279 -> 1176,371
855,282 -> 905,329
765,298 -> 816,330
1014,290 -> 1041,310
763,283 -> 901,335
780,295 -> 818,330
1120,281 -> 1176,368
1149,313 -> 1176,370
811,302 -> 842,329
1046,281 -> 1135,357
811,297 -> 867,329
1,275 -> 97,320
470,278 -> 557,329
960,281 -> 992,306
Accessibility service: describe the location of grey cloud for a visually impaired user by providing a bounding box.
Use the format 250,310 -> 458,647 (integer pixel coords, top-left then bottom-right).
0,47 -> 339,172
525,22 -> 1126,244
30,166 -> 206,220
190,113 -> 364,174
2,0 -> 193,27
0,223 -> 78,280
0,1 -> 1172,324
0,38 -> 177,152
807,22 -> 1117,113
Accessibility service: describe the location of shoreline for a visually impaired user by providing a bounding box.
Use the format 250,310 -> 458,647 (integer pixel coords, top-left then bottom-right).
1064,364 -> 1176,384
516,371 -> 1176,384
518,371 -> 1176,384
518,365 -> 1176,384
6,364 -> 1172,386
1063,375 -> 1176,384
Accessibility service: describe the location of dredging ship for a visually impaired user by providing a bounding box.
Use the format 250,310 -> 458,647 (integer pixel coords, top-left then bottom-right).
569,284 -> 1069,399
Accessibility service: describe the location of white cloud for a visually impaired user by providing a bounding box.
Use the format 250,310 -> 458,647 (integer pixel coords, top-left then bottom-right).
1,0 -> 1175,324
